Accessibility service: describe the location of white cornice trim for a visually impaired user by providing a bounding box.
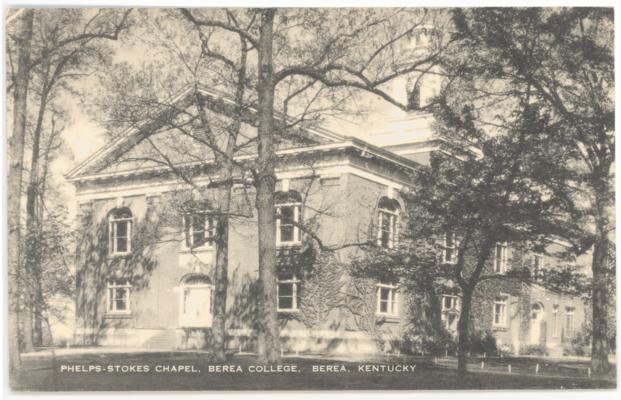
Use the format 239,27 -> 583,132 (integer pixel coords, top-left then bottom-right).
74,161 -> 409,202
68,139 -> 420,184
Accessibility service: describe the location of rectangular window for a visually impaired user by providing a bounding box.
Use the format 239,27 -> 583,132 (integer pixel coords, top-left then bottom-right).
533,254 -> 544,277
107,279 -> 131,314
441,295 -> 460,331
564,307 -> 575,337
493,243 -> 508,273
378,210 -> 398,248
376,283 -> 399,317
184,213 -> 216,249
110,219 -> 132,254
552,305 -> 559,337
493,297 -> 507,327
442,232 -> 458,264
277,275 -> 301,311
276,204 -> 301,246
442,295 -> 460,311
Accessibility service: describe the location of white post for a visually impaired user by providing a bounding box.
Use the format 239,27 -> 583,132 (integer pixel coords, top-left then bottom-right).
481,361 -> 485,370
508,364 -> 512,374
587,367 -> 591,378
535,363 -> 539,375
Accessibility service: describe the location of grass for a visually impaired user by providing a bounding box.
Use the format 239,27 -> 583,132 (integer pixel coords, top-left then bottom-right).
12,351 -> 616,391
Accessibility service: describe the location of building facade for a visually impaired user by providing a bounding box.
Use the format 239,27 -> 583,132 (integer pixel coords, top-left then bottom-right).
68,86 -> 586,357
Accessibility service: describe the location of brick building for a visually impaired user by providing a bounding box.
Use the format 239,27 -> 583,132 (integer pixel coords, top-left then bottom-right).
68,83 -> 586,357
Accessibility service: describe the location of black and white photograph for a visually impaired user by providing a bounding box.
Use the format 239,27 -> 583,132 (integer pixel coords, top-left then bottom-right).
2,3 -> 617,392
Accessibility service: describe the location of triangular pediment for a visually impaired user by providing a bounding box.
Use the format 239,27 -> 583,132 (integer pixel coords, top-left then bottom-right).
67,85 -> 345,180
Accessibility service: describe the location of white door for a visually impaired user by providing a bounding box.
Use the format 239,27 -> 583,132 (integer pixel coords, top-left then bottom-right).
180,285 -> 212,328
530,304 -> 544,344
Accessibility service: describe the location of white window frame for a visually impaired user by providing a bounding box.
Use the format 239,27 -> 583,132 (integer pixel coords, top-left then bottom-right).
277,276 -> 301,312
376,283 -> 399,317
441,295 -> 461,312
441,295 -> 460,331
182,212 -> 217,250
276,202 -> 301,246
552,305 -> 559,337
107,279 -> 131,314
493,243 -> 508,273
564,307 -> 575,337
109,212 -> 132,256
377,208 -> 399,249
493,296 -> 508,327
442,232 -> 459,264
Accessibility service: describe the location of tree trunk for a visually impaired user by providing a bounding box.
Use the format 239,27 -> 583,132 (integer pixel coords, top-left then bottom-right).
591,179 -> 612,374
210,36 -> 248,362
212,192 -> 231,360
255,8 -> 281,363
457,287 -> 473,379
26,77 -> 50,348
211,130 -> 236,361
8,8 -> 35,383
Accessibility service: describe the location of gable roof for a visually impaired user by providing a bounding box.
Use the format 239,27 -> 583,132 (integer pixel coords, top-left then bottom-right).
66,84 -> 347,180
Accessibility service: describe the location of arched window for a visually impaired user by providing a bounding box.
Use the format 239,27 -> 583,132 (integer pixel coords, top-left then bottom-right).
275,191 -> 302,246
377,197 -> 400,249
109,208 -> 132,255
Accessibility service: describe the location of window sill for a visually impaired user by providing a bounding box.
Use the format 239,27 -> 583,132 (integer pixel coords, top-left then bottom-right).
105,312 -> 132,319
108,253 -> 132,259
179,247 -> 215,254
277,309 -> 300,315
376,314 -> 400,323
276,242 -> 302,248
492,325 -> 508,331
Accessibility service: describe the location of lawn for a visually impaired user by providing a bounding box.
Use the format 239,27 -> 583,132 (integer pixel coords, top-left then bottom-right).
12,351 -> 616,391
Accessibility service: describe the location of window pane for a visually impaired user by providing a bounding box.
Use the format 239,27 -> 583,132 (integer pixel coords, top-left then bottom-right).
380,231 -> 390,248
116,236 -> 127,253
280,226 -> 294,242
108,288 -> 114,311
116,287 -> 127,300
193,231 -> 205,247
279,283 -> 293,297
281,207 -> 295,224
206,217 -> 215,240
379,300 -> 388,313
446,234 -> 454,248
192,214 -> 205,232
116,221 -> 127,238
278,296 -> 293,310
380,288 -> 390,301
116,299 -> 127,311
